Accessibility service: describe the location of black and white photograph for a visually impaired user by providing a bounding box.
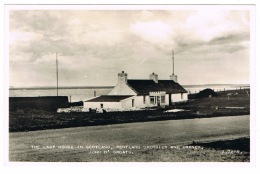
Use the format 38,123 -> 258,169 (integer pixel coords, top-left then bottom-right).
4,3 -> 256,166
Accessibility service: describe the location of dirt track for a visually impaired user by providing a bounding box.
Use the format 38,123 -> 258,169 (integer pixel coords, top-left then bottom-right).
9,115 -> 250,162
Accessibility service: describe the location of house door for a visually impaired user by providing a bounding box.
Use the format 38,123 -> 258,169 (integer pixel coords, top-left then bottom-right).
157,96 -> 160,107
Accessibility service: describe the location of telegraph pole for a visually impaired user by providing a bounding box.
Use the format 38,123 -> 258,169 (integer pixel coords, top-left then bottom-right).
56,53 -> 59,96
172,50 -> 174,75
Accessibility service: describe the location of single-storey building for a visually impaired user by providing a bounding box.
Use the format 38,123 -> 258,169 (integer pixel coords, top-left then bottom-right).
84,95 -> 135,111
84,71 -> 188,111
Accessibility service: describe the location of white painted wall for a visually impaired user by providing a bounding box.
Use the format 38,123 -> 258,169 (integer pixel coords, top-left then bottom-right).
108,83 -> 136,95
136,95 -> 150,108
84,101 -> 122,110
135,96 -> 146,108
121,98 -> 134,109
118,96 -> 144,109
171,93 -> 188,103
165,94 -> 170,105
183,93 -> 188,101
84,93 -> 188,111
145,95 -> 150,107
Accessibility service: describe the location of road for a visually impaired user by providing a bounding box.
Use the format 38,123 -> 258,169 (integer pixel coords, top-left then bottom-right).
9,115 -> 250,162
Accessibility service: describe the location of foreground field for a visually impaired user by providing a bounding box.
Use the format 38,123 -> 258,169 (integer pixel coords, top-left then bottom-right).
9,115 -> 250,162
9,89 -> 250,132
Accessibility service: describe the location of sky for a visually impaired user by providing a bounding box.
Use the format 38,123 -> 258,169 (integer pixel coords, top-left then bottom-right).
8,7 -> 251,87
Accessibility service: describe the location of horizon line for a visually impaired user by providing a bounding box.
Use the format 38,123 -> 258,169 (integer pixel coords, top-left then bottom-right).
9,83 -> 250,89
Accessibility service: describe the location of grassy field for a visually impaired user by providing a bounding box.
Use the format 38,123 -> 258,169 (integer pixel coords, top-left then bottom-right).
9,89 -> 250,132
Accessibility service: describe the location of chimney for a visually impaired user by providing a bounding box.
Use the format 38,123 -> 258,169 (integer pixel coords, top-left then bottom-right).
118,71 -> 127,84
170,74 -> 178,82
170,50 -> 178,82
150,72 -> 158,83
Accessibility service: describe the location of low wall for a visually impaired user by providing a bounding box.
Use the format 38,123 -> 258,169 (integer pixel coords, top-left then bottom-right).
9,96 -> 69,111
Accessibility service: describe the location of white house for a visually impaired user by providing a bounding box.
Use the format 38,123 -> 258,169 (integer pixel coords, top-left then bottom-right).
84,71 -> 188,111
84,51 -> 188,111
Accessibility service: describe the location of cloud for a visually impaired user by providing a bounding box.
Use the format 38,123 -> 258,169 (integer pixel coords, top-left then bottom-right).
131,20 -> 174,44
9,31 -> 43,45
183,10 -> 249,42
8,9 -> 251,87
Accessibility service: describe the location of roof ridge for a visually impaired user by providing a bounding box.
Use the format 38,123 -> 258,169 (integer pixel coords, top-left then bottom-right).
126,79 -> 187,95
127,79 -> 153,81
86,95 -> 134,102
127,79 -> 176,82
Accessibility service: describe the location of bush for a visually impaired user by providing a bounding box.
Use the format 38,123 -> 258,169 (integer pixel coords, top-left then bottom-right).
195,88 -> 218,99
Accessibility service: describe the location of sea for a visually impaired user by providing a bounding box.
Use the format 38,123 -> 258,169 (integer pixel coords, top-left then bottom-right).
9,84 -> 250,102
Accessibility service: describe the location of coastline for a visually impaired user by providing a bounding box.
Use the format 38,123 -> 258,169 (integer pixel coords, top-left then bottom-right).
9,89 -> 250,132
9,88 -> 250,162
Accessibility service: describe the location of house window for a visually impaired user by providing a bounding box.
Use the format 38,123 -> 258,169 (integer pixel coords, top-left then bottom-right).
181,93 -> 183,100
143,96 -> 146,104
150,96 -> 155,104
132,99 -> 134,107
161,96 -> 165,103
100,103 -> 103,108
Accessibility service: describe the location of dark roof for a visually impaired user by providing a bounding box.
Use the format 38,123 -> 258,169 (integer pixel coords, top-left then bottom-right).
86,95 -> 133,102
127,80 -> 187,95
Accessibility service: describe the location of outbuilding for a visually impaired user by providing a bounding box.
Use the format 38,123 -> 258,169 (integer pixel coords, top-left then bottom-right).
84,95 -> 135,111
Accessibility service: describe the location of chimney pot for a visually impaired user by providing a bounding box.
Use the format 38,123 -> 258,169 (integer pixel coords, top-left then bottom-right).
150,72 -> 158,83
118,71 -> 127,84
